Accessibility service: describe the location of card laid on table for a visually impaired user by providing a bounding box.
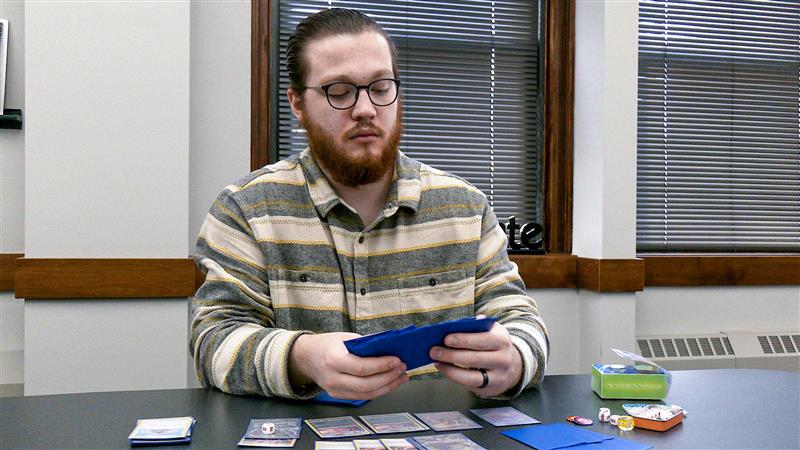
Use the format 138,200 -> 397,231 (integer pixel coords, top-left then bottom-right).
314,442 -> 356,450
344,316 -> 496,370
353,439 -> 386,450
413,411 -> 482,432
243,418 -> 302,440
380,438 -> 418,450
469,406 -> 541,427
410,433 -> 487,450
237,437 -> 297,448
359,412 -> 429,434
128,416 -> 196,446
305,416 -> 373,439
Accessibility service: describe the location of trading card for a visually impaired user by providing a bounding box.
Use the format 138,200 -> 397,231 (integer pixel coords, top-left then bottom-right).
244,418 -> 302,439
359,412 -> 429,434
413,411 -> 482,432
469,406 -> 540,427
379,438 -> 418,450
354,439 -> 386,450
128,416 -> 194,440
410,433 -> 486,450
237,437 -> 298,447
314,442 -> 356,450
304,416 -> 373,438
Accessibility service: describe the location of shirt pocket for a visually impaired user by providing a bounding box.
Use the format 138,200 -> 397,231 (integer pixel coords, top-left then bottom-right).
398,269 -> 474,320
267,268 -> 346,312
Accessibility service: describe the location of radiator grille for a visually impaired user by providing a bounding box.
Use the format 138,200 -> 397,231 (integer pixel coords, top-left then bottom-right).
759,335 -> 800,354
638,336 -> 735,358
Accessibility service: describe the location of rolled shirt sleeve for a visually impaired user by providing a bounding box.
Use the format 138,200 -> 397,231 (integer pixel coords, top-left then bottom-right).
473,200 -> 550,399
191,187 -> 320,399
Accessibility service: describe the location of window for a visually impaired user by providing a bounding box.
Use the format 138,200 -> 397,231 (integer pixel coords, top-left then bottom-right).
273,0 -> 543,226
637,0 -> 800,253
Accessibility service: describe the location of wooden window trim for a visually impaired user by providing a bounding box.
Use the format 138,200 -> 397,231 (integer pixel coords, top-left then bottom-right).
251,0 -> 271,172
3,255 -> 796,297
541,0 -> 574,255
643,255 -> 800,287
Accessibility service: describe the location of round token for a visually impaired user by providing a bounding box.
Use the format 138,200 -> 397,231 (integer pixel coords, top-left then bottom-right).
567,415 -> 593,426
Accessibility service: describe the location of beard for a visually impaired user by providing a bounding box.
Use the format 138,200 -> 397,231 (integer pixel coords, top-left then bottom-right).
301,104 -> 403,188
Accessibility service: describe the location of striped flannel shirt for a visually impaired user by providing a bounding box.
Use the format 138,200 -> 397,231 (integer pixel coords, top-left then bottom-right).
191,148 -> 549,399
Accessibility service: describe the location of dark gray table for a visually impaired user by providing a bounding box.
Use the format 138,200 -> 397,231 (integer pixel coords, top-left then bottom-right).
2,369 -> 798,449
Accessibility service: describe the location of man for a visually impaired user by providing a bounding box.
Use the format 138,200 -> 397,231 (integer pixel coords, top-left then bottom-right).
191,8 -> 548,401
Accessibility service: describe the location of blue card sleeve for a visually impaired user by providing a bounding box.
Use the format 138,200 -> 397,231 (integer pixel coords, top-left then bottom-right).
343,317 -> 496,370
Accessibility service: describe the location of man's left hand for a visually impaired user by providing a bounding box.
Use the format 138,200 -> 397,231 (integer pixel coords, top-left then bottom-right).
429,323 -> 522,397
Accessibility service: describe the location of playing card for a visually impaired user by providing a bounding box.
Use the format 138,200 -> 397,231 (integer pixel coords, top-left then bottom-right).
411,433 -> 487,450
314,442 -> 357,450
128,416 -> 195,440
359,412 -> 429,434
304,416 -> 373,438
379,438 -> 418,450
354,439 -> 386,450
414,411 -> 482,432
237,437 -> 298,447
469,406 -> 540,426
244,418 -> 302,439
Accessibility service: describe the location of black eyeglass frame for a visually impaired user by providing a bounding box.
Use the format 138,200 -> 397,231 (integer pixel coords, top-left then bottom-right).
301,78 -> 401,110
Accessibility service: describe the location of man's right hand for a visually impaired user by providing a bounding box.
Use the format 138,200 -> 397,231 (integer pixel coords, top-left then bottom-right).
289,332 -> 409,400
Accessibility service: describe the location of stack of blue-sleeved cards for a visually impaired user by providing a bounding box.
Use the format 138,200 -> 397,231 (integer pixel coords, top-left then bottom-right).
128,416 -> 195,446
344,316 -> 496,370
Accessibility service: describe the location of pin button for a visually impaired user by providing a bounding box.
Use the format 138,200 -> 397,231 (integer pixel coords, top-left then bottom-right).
358,236 -> 364,243
429,278 -> 437,286
299,274 -> 308,282
360,288 -> 366,296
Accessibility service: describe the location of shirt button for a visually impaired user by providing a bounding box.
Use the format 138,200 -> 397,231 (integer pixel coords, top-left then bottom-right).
360,288 -> 367,296
358,236 -> 365,244
429,278 -> 437,286
299,274 -> 308,282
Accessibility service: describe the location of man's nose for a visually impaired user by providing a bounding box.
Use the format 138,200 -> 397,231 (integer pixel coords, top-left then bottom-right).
350,87 -> 377,120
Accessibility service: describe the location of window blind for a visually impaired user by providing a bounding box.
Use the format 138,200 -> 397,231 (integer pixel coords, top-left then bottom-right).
274,0 -> 542,225
637,0 -> 800,252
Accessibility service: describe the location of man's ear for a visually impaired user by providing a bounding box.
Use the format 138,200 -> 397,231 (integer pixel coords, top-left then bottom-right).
287,88 -> 304,123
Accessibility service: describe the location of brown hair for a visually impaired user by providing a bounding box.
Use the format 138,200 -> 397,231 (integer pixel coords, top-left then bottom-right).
286,8 -> 398,93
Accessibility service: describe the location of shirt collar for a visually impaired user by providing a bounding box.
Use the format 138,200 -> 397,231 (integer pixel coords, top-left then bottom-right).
299,147 -> 422,219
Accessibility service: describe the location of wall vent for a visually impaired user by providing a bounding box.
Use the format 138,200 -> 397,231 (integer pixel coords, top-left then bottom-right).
637,336 -> 734,359
757,334 -> 800,354
636,331 -> 799,372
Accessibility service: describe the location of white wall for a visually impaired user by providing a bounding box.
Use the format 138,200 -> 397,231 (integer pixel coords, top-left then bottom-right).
23,2 -> 190,395
0,0 -> 25,387
189,1 -> 251,252
569,0 -> 640,370
637,286 -> 800,336
188,0 -> 251,388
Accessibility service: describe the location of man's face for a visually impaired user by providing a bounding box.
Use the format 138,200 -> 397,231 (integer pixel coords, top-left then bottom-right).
288,31 -> 401,187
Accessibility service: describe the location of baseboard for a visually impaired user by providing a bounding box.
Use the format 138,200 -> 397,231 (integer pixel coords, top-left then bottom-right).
0,383 -> 23,397
0,350 -> 23,385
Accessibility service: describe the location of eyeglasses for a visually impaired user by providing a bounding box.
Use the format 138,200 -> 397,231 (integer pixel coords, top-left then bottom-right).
303,78 -> 401,110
